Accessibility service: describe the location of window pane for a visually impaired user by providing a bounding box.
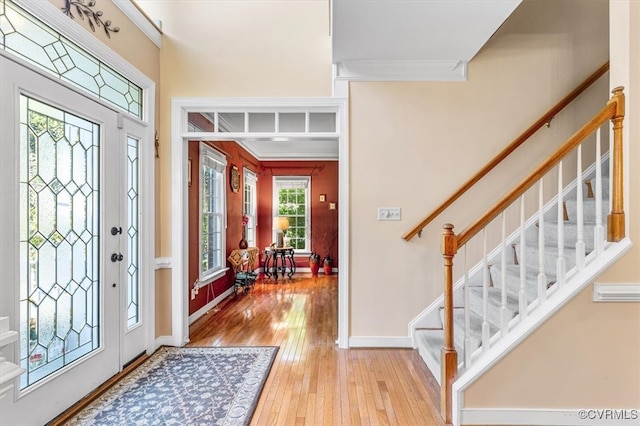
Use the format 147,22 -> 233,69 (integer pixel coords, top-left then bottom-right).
200,144 -> 226,278
1,1 -> 142,118
248,113 -> 275,132
19,95 -> 101,389
278,113 -> 305,132
309,113 -> 336,132
218,113 -> 245,132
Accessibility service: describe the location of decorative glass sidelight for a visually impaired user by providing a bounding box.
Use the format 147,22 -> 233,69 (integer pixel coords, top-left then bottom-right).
19,95 -> 100,389
126,136 -> 140,328
0,0 -> 142,118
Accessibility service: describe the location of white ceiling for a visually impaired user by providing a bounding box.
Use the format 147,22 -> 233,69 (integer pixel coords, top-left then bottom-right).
332,0 -> 522,81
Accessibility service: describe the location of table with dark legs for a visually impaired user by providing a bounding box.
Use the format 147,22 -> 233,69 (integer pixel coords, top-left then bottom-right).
264,247 -> 296,280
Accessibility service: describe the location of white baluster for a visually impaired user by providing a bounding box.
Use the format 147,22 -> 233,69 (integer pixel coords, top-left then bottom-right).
576,145 -> 585,270
556,161 -> 566,286
500,212 -> 509,336
519,196 -> 528,319
594,128 -> 604,255
464,245 -> 472,367
482,229 -> 490,350
537,179 -> 547,303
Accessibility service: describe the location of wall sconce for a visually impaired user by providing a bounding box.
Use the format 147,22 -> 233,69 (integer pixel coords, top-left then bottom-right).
273,216 -> 290,248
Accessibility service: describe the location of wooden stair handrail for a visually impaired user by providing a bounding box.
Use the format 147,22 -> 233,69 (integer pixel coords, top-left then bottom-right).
457,87 -> 622,247
439,86 -> 625,424
403,62 -> 610,241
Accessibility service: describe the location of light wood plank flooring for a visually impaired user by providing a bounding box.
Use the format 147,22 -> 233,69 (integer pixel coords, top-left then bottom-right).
189,274 -> 446,426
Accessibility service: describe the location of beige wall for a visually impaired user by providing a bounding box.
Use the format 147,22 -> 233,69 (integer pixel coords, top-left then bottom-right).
349,0 -> 610,337
465,286 -> 640,407
465,0 -> 640,408
135,0 -> 332,336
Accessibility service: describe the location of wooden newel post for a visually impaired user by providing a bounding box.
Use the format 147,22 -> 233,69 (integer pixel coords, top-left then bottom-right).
608,86 -> 625,242
441,223 -> 458,424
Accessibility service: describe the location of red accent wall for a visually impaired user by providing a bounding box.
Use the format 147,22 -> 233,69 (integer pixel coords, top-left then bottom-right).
188,142 -> 339,315
257,161 -> 339,268
188,140 -> 261,315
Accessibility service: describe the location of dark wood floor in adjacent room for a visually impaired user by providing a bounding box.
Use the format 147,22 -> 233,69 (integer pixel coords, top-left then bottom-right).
188,274 -> 445,426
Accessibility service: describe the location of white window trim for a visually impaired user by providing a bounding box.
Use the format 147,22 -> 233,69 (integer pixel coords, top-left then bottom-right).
272,176 -> 311,253
243,168 -> 258,248
199,143 -> 227,282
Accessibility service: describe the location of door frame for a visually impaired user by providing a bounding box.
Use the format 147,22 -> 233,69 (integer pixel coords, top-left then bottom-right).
11,0 -> 157,356
170,97 -> 350,348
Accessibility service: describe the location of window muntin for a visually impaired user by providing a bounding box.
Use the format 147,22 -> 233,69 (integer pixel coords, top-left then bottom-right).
199,144 -> 226,280
243,169 -> 257,248
0,0 -> 143,118
273,177 -> 310,252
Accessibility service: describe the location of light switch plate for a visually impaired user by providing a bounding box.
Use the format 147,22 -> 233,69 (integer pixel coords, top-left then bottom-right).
378,207 -> 401,221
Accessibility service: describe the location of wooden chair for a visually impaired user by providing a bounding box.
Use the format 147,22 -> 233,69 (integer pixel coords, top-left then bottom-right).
227,248 -> 258,296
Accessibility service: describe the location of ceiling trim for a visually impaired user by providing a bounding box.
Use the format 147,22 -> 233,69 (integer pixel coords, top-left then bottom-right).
112,0 -> 163,47
335,59 -> 467,82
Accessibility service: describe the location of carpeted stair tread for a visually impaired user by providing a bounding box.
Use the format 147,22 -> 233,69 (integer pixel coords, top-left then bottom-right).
514,243 -> 577,275
415,329 -> 463,368
413,160 -> 612,383
489,264 -> 550,303
564,198 -> 608,223
449,308 -> 498,353
466,286 -> 520,328
536,221 -> 602,253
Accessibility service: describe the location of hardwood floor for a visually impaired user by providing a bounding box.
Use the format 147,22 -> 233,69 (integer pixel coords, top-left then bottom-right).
189,274 -> 446,426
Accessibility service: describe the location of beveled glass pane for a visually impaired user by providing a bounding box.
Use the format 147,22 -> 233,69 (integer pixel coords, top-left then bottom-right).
19,95 -> 100,390
1,0 -> 143,118
309,112 -> 336,132
278,113 -> 306,132
248,113 -> 275,132
126,136 -> 140,328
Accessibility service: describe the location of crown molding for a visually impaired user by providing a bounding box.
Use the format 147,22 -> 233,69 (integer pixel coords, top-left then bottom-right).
334,59 -> 467,82
112,0 -> 162,48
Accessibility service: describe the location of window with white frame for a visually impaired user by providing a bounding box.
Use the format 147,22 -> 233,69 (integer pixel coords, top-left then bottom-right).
273,177 -> 310,252
200,144 -> 227,280
243,169 -> 258,247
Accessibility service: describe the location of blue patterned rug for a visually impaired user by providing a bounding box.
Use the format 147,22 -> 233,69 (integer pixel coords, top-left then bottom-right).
65,346 -> 278,426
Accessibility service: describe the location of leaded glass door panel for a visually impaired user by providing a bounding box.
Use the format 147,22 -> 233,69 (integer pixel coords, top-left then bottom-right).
0,55 -> 120,425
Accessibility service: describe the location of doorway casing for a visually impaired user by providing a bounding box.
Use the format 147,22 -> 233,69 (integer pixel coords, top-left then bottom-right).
170,97 -> 349,348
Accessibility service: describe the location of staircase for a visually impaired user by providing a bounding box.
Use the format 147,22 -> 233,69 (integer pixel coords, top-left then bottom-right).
404,85 -> 629,425
414,157 -> 610,379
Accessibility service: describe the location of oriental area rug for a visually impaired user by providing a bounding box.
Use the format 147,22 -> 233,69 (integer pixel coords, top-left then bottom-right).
64,346 -> 278,426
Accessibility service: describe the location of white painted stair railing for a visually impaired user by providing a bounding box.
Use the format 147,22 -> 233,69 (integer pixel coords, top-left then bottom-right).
412,87 -> 628,425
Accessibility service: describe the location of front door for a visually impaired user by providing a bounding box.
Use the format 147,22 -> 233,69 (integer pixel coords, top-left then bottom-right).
0,55 -> 133,424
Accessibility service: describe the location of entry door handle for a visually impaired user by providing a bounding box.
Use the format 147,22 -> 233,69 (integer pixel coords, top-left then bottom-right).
111,253 -> 124,262
111,226 -> 123,235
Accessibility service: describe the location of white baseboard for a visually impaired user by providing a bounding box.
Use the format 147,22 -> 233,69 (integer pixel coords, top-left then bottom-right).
153,335 -> 179,350
461,408 -> 639,425
593,283 -> 640,302
188,287 -> 234,325
348,336 -> 412,348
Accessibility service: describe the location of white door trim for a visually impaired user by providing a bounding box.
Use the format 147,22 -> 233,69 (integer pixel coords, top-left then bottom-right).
170,97 -> 349,348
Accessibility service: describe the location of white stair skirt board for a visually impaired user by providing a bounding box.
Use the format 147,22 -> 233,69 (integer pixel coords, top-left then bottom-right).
451,239 -> 633,426
593,283 -> 640,302
460,408 -> 640,425
348,336 -> 413,348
